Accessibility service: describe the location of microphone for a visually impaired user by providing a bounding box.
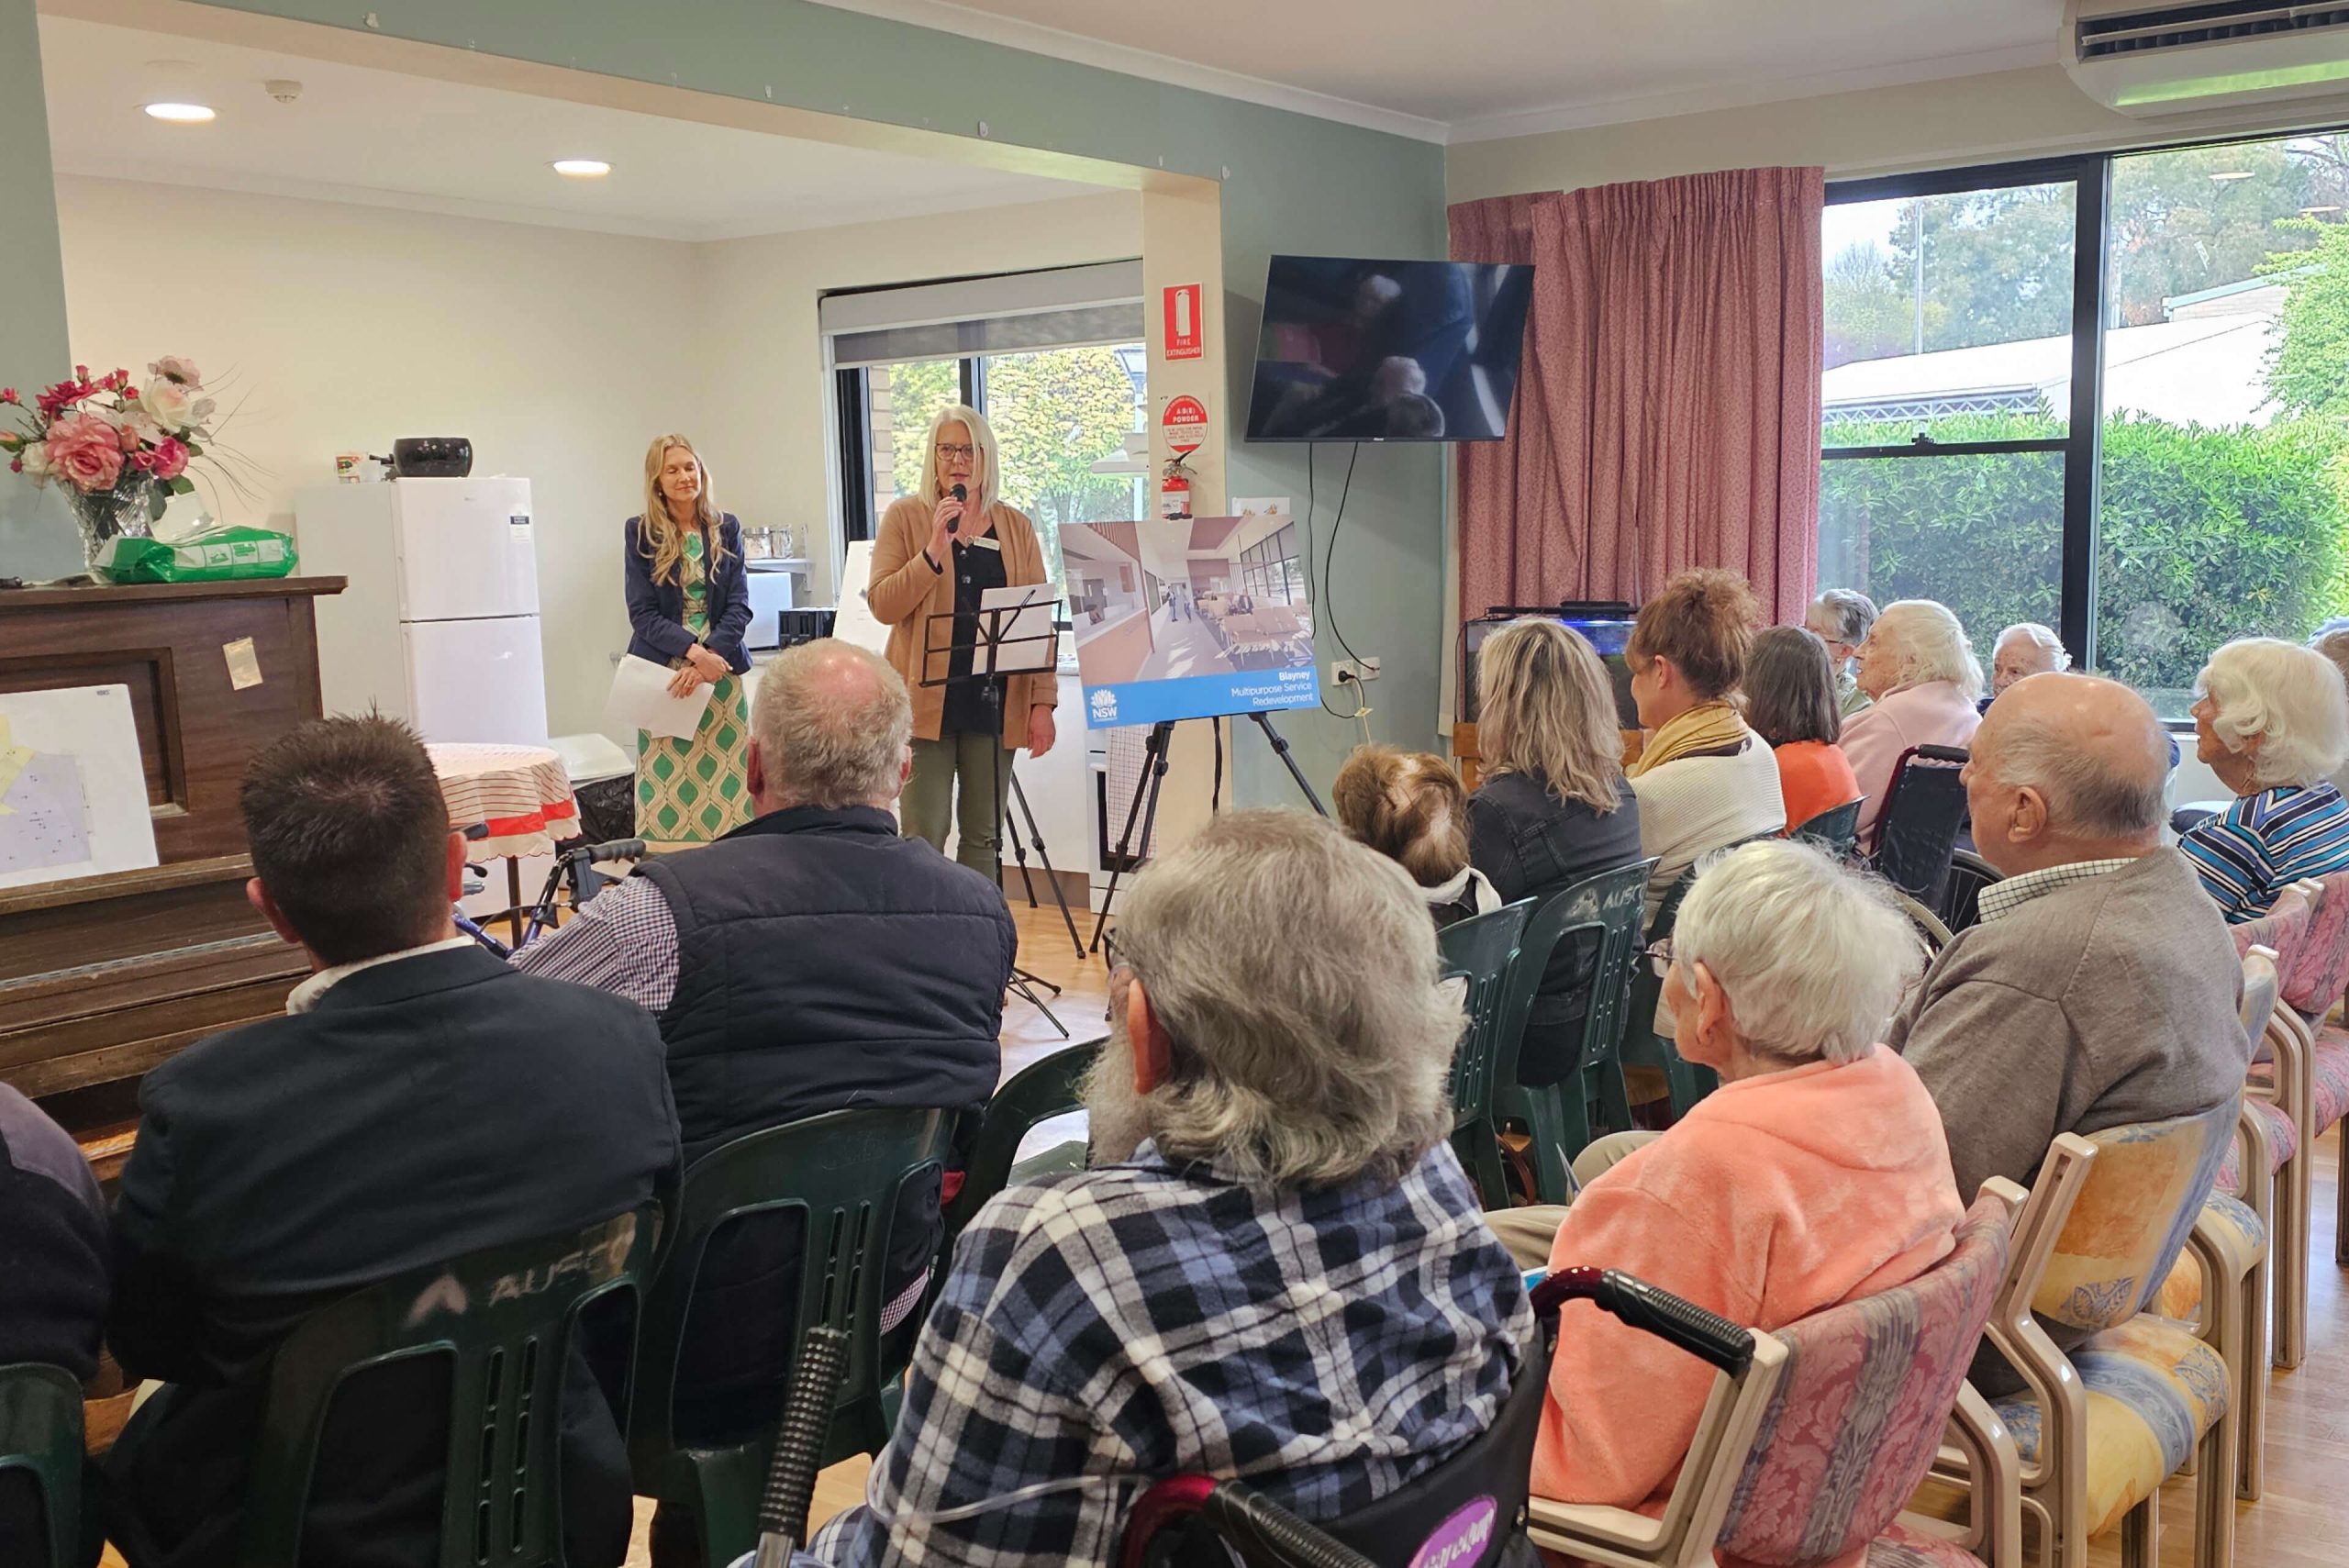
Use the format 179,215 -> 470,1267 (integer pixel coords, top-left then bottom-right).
948,482 -> 966,534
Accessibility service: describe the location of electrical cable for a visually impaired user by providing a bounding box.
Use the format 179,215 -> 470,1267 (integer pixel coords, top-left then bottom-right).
1300,442 -> 1368,719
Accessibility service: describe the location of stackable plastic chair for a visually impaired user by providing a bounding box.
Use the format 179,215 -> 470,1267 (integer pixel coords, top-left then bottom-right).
1489,859 -> 1656,1199
241,1206 -> 661,1568
1788,798 -> 1863,855
944,1038 -> 1102,1247
626,1108 -> 955,1568
0,1363 -> 84,1568
1437,899 -> 1537,1210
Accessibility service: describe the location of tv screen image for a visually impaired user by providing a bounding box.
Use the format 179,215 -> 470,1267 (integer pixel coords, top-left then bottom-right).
1461,617 -> 1640,730
1245,256 -> 1534,444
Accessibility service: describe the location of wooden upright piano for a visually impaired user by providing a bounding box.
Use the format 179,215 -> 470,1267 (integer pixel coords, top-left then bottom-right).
0,577 -> 344,1180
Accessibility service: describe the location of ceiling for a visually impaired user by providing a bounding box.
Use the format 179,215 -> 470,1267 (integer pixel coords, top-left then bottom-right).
809,0 -> 2065,142
39,15 -> 1109,240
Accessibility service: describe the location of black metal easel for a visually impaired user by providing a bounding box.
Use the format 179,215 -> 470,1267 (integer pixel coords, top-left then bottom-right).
1085,708 -> 1327,954
922,595 -> 1075,1035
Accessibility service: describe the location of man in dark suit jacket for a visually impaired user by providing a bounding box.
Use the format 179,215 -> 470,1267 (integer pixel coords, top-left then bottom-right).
518,639 -> 1011,1566
103,715 -> 680,1568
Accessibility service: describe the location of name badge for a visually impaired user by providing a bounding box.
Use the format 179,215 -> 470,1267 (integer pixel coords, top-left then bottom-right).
967,536 -> 1002,552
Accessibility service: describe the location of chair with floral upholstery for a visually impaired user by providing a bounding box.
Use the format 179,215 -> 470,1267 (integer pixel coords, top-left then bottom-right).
1531,1186 -> 2028,1568
2156,947 -> 2280,1499
2269,873 -> 2349,1267
1980,1107 -> 2239,1568
2224,894 -> 2315,1369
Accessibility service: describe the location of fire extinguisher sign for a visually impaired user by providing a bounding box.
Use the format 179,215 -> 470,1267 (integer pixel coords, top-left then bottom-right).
1162,395 -> 1208,455
1163,284 -> 1203,361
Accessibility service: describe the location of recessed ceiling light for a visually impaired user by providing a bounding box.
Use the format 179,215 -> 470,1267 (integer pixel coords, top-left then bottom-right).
143,102 -> 216,123
2209,170 -> 2255,183
551,159 -> 611,179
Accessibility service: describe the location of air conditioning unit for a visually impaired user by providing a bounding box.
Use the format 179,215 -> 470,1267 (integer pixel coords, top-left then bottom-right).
2065,1 -> 2349,117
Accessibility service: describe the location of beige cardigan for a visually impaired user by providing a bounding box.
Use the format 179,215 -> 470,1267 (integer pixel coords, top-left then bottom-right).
868,495 -> 1058,746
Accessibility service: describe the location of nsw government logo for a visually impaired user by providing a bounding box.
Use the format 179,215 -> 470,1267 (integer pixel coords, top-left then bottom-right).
1088,686 -> 1119,721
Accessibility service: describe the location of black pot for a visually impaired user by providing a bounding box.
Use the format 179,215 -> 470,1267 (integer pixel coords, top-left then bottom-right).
388,437 -> 473,478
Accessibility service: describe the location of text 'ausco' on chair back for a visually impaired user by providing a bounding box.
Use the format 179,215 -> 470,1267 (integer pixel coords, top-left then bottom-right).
240,1205 -> 662,1568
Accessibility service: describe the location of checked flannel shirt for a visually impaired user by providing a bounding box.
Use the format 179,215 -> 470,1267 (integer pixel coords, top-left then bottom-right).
804,1138 -> 1531,1567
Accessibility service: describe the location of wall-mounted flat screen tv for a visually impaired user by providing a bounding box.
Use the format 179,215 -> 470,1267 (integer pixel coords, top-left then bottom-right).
1244,256 -> 1533,443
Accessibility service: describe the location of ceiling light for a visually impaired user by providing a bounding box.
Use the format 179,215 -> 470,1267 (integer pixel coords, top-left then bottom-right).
143,102 -> 216,123
2209,170 -> 2255,183
551,159 -> 611,179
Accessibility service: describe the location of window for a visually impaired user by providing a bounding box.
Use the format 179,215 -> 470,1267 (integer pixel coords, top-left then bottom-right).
1820,166 -> 2090,674
826,263 -> 1146,598
1233,524 -> 1304,606
1822,136 -> 2349,718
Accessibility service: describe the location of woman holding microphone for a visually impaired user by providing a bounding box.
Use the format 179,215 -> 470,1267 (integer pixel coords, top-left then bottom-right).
625,433 -> 753,853
870,405 -> 1056,875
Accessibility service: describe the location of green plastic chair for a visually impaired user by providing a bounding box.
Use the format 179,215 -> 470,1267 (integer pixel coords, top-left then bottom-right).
1437,898 -> 1536,1210
626,1107 -> 955,1568
1789,798 -> 1863,855
0,1363 -> 83,1568
944,1038 -> 1104,1246
1489,858 -> 1658,1201
1620,838 -> 1771,1122
240,1205 -> 662,1568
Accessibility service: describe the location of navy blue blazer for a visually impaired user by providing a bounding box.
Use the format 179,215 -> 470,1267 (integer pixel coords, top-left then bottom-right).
624,513 -> 753,674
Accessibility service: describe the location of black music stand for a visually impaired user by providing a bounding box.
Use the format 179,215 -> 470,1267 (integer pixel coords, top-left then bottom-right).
921,595 -> 1076,1035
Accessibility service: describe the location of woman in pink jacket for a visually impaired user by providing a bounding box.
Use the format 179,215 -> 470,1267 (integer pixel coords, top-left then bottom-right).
1531,840 -> 1965,1514
1841,599 -> 1985,844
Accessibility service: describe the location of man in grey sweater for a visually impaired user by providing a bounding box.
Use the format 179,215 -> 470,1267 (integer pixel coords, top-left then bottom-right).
1888,673 -> 2247,1205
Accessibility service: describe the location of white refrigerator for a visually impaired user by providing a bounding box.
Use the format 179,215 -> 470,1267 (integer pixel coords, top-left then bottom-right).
295,477 -> 551,745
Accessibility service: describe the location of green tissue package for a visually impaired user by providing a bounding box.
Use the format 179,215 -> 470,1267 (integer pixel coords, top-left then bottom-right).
99,527 -> 297,584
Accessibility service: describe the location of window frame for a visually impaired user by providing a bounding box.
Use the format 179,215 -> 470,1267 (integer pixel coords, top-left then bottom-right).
1822,154 -> 2106,660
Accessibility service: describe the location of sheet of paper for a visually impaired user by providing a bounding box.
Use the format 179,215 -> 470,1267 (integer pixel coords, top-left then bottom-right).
222,637 -> 264,691
0,686 -> 161,890
831,539 -> 892,657
975,585 -> 1060,674
604,654 -> 716,740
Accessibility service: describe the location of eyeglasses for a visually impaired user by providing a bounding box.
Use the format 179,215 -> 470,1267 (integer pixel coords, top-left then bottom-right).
1642,938 -> 1675,978
935,443 -> 976,462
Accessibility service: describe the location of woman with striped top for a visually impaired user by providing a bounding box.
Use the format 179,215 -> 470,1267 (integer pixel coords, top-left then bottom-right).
2181,637 -> 2349,921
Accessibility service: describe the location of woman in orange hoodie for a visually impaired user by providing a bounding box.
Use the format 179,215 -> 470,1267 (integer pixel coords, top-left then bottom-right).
1531,840 -> 1964,1515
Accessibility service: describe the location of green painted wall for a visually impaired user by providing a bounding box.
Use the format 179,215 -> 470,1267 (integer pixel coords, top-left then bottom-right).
0,0 -> 81,583
3,0 -> 1450,797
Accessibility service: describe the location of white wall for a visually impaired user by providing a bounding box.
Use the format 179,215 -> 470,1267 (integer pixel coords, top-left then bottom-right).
55,173 -> 699,740
695,190 -> 1141,607
55,175 -> 1139,742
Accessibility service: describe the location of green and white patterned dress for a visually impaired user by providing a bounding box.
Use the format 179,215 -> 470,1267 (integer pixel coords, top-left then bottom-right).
635,530 -> 752,852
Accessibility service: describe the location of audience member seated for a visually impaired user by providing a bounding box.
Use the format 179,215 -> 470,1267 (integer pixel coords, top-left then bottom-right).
1988,621 -> 2068,709
2179,637 -> 2349,922
1891,673 -> 2245,1374
1743,625 -> 1862,835
1803,587 -> 1879,717
1842,599 -> 1985,844
1625,571 -> 1783,922
1334,744 -> 1500,929
1525,840 -> 1961,1513
805,812 -> 1531,1567
0,1084 -> 108,1568
104,716 -> 680,1568
1464,619 -> 1644,1083
518,639 -> 1010,1497
2316,625 -> 2349,799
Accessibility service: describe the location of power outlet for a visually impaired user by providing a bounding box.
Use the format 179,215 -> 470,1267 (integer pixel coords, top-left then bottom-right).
1333,657 -> 1382,685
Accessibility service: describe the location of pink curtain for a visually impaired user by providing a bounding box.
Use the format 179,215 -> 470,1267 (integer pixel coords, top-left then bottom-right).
1450,168 -> 1824,626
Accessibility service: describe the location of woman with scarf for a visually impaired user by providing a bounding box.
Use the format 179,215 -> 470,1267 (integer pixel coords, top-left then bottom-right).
1624,571 -> 1783,925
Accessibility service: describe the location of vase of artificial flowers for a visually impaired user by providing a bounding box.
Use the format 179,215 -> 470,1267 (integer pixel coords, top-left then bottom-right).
0,357 -> 217,579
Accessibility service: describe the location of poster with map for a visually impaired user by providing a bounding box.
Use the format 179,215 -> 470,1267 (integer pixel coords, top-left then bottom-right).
0,685 -> 159,890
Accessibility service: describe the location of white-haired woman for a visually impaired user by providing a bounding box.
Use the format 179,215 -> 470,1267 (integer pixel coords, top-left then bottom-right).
2181,636 -> 2349,921
868,405 -> 1057,875
1528,840 -> 1963,1513
1990,621 -> 2069,704
1841,599 -> 1984,843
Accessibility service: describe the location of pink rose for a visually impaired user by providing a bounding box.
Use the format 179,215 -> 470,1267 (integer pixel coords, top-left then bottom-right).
44,413 -> 127,494
148,356 -> 201,388
148,436 -> 189,481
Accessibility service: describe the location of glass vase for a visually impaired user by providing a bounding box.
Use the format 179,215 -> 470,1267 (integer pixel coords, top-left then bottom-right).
64,478 -> 157,579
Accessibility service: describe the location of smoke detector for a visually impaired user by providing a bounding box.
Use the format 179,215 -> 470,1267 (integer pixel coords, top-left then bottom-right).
263,78 -> 303,104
